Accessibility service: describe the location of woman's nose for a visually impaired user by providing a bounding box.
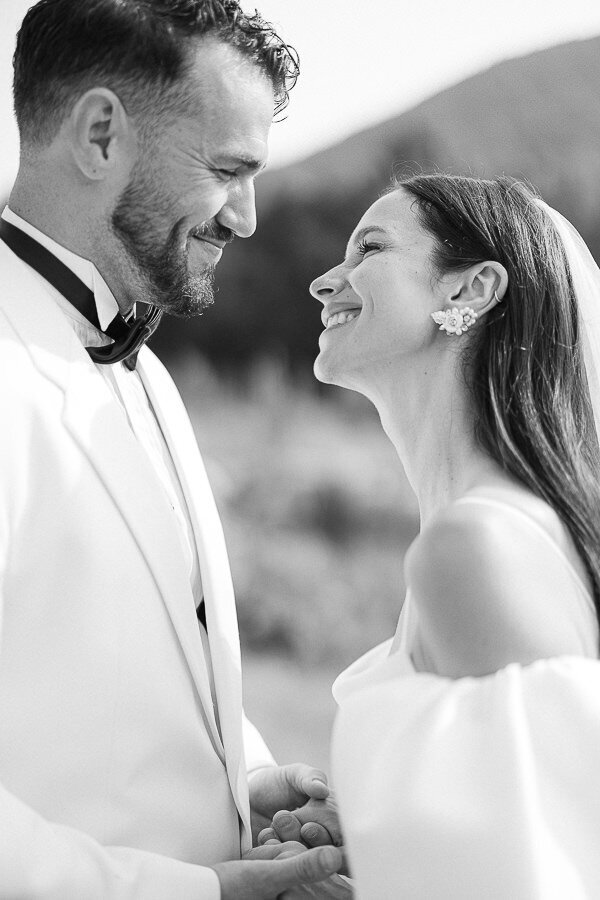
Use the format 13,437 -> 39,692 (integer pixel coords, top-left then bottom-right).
309,266 -> 345,301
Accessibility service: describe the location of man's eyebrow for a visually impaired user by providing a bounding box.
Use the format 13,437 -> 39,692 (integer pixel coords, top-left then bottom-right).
221,154 -> 268,174
345,225 -> 388,256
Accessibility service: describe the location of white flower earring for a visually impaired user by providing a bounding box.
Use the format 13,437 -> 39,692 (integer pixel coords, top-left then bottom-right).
431,306 -> 478,336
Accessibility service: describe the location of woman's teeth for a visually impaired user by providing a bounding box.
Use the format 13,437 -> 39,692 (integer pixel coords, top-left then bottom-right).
326,311 -> 359,329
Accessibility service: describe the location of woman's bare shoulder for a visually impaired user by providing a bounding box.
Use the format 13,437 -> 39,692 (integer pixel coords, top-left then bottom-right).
405,494 -> 597,678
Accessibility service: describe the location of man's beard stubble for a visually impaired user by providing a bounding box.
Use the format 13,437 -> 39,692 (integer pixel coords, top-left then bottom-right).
111,167 -> 217,318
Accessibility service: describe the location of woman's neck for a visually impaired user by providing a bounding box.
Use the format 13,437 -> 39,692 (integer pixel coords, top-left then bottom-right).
357,354 -> 503,526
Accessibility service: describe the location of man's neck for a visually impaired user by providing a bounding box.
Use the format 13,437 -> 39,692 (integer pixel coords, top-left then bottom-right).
10,174 -> 88,256
10,181 -> 136,316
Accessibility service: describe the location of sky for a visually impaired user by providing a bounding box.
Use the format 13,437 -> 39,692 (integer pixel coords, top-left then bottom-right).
1,0 -> 600,193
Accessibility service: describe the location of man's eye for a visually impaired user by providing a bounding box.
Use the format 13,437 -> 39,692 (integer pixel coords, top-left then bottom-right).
216,168 -> 237,178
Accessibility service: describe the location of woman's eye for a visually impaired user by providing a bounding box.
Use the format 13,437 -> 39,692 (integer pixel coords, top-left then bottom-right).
356,239 -> 381,257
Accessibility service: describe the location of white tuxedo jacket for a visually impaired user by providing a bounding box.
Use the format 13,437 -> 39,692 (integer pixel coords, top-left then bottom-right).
0,240 -> 274,898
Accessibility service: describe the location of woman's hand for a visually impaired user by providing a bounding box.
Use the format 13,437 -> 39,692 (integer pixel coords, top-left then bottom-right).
257,794 -> 351,877
258,795 -> 343,848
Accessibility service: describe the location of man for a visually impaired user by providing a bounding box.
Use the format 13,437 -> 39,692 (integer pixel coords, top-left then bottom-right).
0,1 -> 346,896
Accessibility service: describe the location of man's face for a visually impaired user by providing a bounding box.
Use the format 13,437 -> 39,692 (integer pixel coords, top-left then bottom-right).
111,39 -> 273,316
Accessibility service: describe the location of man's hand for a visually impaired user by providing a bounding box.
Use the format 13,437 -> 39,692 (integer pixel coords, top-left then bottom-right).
249,764 -> 330,844
211,842 -> 348,899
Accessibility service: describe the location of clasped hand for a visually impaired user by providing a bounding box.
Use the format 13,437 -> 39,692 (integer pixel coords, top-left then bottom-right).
258,795 -> 343,852
212,763 -> 352,898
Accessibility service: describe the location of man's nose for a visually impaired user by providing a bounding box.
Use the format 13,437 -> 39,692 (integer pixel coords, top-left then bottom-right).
217,180 -> 257,238
309,265 -> 347,301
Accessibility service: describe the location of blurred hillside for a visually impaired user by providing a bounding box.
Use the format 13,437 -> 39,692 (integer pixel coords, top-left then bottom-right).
152,34 -> 600,367
172,355 -> 417,669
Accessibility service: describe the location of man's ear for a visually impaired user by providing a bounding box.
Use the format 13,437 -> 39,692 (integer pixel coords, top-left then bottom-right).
448,261 -> 508,316
68,88 -> 134,180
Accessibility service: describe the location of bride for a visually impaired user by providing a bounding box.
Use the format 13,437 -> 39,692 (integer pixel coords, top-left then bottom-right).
307,174 -> 600,898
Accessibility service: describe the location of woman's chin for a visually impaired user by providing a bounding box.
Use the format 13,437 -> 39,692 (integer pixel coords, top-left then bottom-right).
314,351 -> 358,392
313,351 -> 340,386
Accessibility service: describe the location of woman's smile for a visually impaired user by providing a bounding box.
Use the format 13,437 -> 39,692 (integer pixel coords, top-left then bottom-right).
322,305 -> 362,330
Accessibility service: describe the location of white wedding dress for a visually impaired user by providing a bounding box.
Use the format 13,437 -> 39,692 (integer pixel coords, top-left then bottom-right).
332,495 -> 600,899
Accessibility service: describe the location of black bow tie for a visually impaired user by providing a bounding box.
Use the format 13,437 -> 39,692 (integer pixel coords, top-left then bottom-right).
0,218 -> 163,371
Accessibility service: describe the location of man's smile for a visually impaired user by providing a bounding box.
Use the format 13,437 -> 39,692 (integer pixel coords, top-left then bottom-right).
190,234 -> 224,262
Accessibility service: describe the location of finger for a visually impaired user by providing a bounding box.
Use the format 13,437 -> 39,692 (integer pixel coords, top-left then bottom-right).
289,763 -> 330,800
212,846 -> 344,900
300,821 -> 332,847
245,840 -> 306,861
293,798 -> 344,847
274,845 -> 343,886
257,827 -> 278,845
272,810 -> 302,843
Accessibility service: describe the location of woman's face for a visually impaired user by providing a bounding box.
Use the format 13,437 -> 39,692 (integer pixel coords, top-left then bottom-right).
310,188 -> 447,389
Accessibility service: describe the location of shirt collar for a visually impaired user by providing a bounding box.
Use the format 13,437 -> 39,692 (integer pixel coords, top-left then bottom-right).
2,206 -> 122,334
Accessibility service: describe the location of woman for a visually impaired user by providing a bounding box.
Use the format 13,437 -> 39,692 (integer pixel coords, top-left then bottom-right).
309,175 -> 600,898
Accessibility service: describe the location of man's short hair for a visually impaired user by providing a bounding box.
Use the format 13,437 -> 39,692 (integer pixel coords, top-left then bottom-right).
13,0 -> 299,147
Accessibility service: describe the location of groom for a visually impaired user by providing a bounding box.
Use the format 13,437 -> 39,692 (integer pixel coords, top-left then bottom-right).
0,1 -> 345,897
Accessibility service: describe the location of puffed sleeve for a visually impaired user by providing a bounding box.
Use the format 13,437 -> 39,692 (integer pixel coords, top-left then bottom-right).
332,650 -> 600,899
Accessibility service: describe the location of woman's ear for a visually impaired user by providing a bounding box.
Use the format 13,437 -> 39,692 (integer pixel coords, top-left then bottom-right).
67,88 -> 135,181
448,261 -> 508,316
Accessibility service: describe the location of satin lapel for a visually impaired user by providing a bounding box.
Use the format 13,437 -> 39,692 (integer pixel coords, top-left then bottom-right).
61,358 -> 227,760
0,250 -> 224,761
137,351 -> 251,846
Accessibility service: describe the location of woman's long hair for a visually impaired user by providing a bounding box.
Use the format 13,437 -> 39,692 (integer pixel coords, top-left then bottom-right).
398,173 -> 600,621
